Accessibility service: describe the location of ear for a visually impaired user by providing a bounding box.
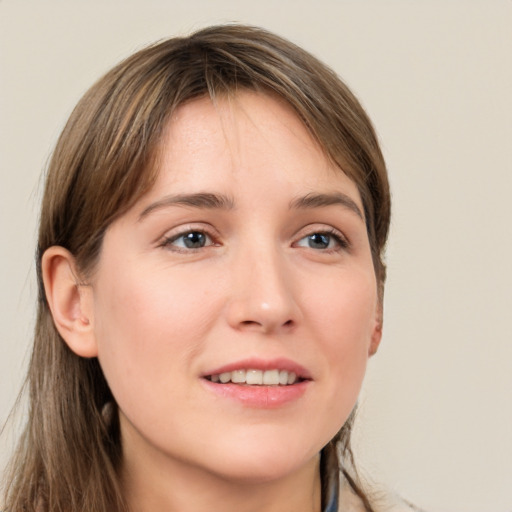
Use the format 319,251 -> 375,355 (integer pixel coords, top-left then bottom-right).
41,246 -> 98,358
368,302 -> 383,357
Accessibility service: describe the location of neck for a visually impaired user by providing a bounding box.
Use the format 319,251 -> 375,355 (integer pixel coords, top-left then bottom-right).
120,442 -> 322,512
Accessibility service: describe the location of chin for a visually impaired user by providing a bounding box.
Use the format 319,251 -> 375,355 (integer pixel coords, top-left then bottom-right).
210,457 -> 314,485
198,434 -> 321,484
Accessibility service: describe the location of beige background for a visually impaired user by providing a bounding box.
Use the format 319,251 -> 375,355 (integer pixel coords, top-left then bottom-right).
1,1 -> 511,511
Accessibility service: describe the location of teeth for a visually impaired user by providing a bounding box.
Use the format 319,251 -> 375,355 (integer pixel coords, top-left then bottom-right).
246,369 -> 263,385
231,369 -> 246,383
263,369 -> 279,385
219,372 -> 231,383
208,369 -> 300,386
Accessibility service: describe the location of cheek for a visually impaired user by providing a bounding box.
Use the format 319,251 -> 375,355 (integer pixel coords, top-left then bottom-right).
90,262 -> 220,411
306,269 -> 377,416
306,266 -> 377,345
95,258 -> 215,341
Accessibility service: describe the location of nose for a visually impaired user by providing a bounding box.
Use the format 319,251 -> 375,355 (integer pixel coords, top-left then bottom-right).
225,244 -> 301,334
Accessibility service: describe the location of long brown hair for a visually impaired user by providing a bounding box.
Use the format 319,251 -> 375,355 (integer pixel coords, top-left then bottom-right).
2,24 -> 390,512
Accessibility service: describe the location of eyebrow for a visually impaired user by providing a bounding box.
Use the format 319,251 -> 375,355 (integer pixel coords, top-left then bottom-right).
289,192 -> 364,219
138,192 -> 235,220
138,190 -> 363,221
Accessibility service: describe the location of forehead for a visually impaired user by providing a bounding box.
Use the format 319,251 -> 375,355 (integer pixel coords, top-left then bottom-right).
147,91 -> 362,206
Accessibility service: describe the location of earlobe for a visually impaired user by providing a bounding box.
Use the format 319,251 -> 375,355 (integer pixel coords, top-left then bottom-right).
41,246 -> 98,358
368,305 -> 383,357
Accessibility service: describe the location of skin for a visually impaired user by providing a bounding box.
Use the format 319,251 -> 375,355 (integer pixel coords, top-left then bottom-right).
43,91 -> 382,512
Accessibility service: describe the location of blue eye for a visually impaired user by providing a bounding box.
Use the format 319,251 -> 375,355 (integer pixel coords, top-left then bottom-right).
165,231 -> 212,249
296,232 -> 346,250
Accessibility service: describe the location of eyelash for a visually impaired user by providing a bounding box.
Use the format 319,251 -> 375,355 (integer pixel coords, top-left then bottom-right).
159,227 -> 349,253
294,228 -> 349,252
160,227 -> 217,252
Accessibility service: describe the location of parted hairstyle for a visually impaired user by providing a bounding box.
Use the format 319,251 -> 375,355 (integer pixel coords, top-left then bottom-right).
3,24 -> 390,512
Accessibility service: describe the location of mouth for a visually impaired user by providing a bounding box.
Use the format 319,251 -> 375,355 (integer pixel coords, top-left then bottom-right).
201,361 -> 311,407
205,369 -> 305,386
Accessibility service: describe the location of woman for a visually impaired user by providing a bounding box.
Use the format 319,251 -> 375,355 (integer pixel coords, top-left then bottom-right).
2,24 -> 416,512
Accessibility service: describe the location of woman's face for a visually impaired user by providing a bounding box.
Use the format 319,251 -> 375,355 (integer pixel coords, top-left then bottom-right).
87,91 -> 382,484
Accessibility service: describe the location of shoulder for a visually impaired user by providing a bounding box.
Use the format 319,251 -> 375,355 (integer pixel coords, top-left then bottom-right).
338,474 -> 425,512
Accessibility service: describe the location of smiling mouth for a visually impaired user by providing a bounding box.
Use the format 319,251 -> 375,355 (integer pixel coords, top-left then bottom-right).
205,369 -> 305,386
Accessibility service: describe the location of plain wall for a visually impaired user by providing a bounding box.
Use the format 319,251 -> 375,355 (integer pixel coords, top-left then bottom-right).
1,1 -> 511,511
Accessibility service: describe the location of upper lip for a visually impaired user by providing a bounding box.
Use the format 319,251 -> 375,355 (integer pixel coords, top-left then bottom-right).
202,358 -> 313,380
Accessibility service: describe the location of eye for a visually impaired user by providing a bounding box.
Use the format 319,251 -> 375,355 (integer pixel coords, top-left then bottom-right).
295,230 -> 348,251
162,230 -> 214,250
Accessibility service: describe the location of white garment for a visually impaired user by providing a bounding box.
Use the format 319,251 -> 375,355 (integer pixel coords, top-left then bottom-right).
338,473 -> 424,512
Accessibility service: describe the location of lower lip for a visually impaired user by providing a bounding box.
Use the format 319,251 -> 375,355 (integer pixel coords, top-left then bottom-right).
201,379 -> 310,408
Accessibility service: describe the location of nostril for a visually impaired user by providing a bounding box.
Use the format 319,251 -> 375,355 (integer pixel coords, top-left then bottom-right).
241,320 -> 259,326
237,318 -> 294,331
